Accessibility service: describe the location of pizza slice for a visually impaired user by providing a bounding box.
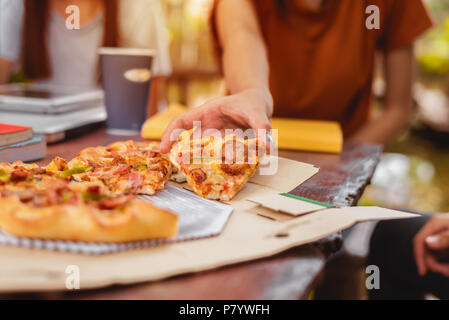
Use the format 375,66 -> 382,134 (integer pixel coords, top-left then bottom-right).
169,130 -> 266,201
0,169 -> 178,242
46,141 -> 172,196
0,161 -> 47,178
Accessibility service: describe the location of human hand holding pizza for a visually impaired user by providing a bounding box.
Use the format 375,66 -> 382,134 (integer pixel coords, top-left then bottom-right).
160,88 -> 273,153
414,214 -> 449,277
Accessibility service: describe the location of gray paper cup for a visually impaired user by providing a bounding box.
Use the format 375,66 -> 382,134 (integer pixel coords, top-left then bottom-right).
98,47 -> 155,135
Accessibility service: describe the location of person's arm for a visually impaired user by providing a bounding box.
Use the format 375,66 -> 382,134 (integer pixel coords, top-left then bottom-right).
216,0 -> 272,116
0,57 -> 13,84
160,0 -> 272,153
349,45 -> 414,145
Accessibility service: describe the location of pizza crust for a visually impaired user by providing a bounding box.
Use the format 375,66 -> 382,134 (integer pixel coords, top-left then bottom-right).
0,196 -> 178,243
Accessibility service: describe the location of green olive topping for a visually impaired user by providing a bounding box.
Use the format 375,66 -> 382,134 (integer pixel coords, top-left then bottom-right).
57,166 -> 93,178
61,192 -> 71,202
0,170 -> 8,182
82,191 -> 102,202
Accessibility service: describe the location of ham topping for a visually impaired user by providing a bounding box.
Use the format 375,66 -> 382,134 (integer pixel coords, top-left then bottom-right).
98,195 -> 135,210
190,168 -> 207,184
113,164 -> 131,175
10,170 -> 29,181
129,172 -> 143,188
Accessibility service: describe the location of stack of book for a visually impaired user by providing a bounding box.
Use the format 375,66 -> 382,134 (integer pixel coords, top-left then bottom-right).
0,83 -> 106,143
0,123 -> 47,163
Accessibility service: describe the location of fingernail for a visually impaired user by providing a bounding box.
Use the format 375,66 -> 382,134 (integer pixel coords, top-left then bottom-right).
426,236 -> 439,244
266,134 -> 274,146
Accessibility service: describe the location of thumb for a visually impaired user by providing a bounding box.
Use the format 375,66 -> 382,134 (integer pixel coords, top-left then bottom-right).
250,113 -> 273,149
160,116 -> 189,153
250,112 -> 271,131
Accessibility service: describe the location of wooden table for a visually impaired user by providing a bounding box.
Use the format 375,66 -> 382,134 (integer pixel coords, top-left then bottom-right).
4,127 -> 382,300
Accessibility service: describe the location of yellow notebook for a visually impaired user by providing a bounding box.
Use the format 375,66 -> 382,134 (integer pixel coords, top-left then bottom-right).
271,118 -> 343,153
141,103 -> 188,140
141,104 -> 343,153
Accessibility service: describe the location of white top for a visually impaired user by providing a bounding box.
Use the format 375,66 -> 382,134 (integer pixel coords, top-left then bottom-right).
0,0 -> 172,88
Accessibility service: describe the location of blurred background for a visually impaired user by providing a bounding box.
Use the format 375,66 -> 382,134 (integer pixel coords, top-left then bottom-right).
161,0 -> 221,108
159,0 -> 449,214
361,0 -> 449,213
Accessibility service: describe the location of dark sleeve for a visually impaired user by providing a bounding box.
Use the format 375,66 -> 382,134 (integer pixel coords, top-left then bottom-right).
380,0 -> 434,51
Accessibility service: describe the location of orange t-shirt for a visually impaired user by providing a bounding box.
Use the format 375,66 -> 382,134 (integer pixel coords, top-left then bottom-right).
211,0 -> 433,137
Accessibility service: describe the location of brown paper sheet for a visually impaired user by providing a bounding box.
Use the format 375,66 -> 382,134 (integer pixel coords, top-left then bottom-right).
0,157 -> 418,293
251,155 -> 319,192
247,191 -> 325,216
